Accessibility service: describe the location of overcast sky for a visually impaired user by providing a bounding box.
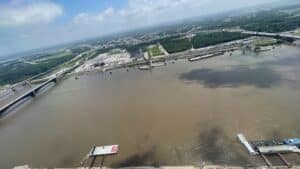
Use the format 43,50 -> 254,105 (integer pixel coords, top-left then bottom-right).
0,0 -> 279,57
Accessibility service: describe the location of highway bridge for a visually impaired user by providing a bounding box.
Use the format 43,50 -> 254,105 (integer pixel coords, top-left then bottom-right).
0,64 -> 79,117
241,31 -> 300,40
0,77 -> 58,117
222,28 -> 300,41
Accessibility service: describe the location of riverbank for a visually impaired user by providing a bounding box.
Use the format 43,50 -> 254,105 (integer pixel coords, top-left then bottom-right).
0,36 -> 276,104
2,45 -> 300,168
13,165 -> 300,169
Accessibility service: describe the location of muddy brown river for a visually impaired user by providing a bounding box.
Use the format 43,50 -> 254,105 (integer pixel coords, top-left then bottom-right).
1,45 -> 300,168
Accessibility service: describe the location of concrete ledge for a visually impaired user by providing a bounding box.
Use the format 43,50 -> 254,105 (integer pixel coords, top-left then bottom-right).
12,165 -> 300,169
161,166 -> 196,169
13,165 -> 30,169
203,165 -> 243,169
117,167 -> 159,169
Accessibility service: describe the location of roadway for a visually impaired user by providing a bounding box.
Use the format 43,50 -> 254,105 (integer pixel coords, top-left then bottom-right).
224,28 -> 300,40
0,64 -> 79,117
0,77 -> 58,116
242,31 -> 300,40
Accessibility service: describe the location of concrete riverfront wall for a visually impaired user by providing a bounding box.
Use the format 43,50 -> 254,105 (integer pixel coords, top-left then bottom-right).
12,165 -> 300,169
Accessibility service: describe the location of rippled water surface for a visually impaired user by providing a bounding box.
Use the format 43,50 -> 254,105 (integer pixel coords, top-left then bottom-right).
1,45 -> 300,168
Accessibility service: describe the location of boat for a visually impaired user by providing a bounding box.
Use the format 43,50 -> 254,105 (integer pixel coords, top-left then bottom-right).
254,46 -> 273,52
257,145 -> 300,154
188,52 -> 224,62
283,138 -> 300,147
151,62 -> 165,67
138,65 -> 151,70
138,62 -> 165,70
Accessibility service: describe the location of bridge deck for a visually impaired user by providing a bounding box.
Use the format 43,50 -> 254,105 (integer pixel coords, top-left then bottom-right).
0,63 -> 79,117
0,78 -> 57,116
242,31 -> 300,40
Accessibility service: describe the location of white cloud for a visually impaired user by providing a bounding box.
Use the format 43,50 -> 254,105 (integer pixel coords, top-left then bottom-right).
73,7 -> 115,24
0,2 -> 63,27
0,0 -> 279,57
72,0 -> 277,33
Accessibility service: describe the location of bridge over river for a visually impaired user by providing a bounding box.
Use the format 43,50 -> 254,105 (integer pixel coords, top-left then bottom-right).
224,29 -> 300,40
0,64 -> 79,117
0,77 -> 58,117
241,31 -> 300,40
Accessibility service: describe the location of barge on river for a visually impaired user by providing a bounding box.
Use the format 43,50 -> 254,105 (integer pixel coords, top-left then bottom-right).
237,133 -> 300,168
188,52 -> 224,62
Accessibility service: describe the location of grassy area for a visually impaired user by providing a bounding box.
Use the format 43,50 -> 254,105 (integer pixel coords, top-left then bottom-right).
240,13 -> 300,33
254,38 -> 280,47
34,51 -> 72,63
109,49 -> 123,55
122,40 -> 158,57
36,51 -> 74,64
148,45 -> 163,57
0,51 -> 77,86
295,32 -> 300,36
196,7 -> 300,33
160,37 -> 192,53
191,32 -> 249,49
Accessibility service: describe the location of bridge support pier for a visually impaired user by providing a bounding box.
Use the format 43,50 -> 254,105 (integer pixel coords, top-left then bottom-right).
0,77 -> 60,118
53,78 -> 58,83
30,91 -> 36,97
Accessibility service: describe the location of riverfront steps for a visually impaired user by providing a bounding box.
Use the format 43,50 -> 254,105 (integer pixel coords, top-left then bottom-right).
12,165 -> 300,169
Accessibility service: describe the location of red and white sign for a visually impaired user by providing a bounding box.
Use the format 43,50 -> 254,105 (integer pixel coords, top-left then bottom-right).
91,145 -> 119,156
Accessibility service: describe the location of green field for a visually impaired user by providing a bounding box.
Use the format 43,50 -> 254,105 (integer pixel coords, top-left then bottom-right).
198,9 -> 300,33
0,51 -> 77,86
295,32 -> 300,36
148,45 -> 164,57
254,38 -> 279,47
191,32 -> 250,49
109,49 -> 123,55
160,37 -> 192,54
35,51 -> 72,63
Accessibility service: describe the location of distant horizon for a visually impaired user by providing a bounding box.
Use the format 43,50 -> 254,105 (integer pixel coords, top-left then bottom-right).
0,0 -> 294,58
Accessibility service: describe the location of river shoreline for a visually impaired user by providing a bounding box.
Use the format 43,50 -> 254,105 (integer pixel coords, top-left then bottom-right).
2,44 -> 300,168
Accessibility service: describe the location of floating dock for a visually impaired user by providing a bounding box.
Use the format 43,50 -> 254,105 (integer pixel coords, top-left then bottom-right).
138,62 -> 165,70
237,133 -> 300,168
138,65 -> 151,70
237,133 -> 258,155
257,145 -> 300,154
284,138 -> 300,147
250,140 -> 284,147
188,52 -> 224,62
80,145 -> 119,169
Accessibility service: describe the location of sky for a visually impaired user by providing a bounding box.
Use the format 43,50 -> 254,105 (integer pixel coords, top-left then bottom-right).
0,0 -> 278,57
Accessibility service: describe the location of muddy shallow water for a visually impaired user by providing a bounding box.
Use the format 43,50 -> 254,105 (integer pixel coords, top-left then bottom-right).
1,45 -> 300,168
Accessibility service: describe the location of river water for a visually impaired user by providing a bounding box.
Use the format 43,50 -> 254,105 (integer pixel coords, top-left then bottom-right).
1,45 -> 300,168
